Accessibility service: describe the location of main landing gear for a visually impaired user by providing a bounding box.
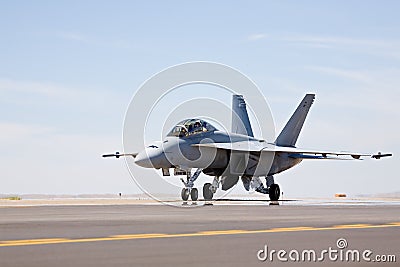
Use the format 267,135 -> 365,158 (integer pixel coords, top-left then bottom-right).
268,183 -> 280,201
265,175 -> 280,201
266,175 -> 280,201
203,176 -> 219,201
203,183 -> 213,200
252,175 -> 280,201
180,168 -> 202,201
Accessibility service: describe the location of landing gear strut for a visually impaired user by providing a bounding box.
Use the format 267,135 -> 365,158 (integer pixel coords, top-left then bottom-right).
203,176 -> 219,201
180,168 -> 202,201
250,175 -> 281,201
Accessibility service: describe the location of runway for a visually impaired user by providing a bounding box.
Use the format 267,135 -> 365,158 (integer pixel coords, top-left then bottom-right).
0,200 -> 399,266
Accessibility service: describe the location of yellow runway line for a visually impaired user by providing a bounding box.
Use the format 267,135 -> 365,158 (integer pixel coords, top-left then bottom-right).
1,222 -> 399,248
333,224 -> 371,228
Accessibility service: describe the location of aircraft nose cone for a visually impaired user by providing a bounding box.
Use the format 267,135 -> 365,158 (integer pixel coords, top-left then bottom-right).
134,151 -> 153,168
134,146 -> 170,168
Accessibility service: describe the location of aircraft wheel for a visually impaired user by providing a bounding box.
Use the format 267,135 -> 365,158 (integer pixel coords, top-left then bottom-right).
269,184 -> 280,201
190,188 -> 198,201
181,188 -> 190,201
203,183 -> 214,200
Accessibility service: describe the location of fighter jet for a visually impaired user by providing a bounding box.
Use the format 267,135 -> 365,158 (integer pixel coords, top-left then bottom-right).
103,94 -> 392,201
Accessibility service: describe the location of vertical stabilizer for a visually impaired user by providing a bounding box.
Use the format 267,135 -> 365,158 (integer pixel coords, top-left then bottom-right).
231,95 -> 254,137
275,94 -> 315,147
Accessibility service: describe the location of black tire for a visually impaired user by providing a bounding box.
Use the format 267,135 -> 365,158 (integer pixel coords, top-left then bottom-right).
190,188 -> 198,201
181,188 -> 189,201
269,184 -> 280,201
203,183 -> 214,200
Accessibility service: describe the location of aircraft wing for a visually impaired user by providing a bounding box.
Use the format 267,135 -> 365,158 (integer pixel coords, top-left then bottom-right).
193,141 -> 392,160
264,146 -> 392,160
193,140 -> 265,151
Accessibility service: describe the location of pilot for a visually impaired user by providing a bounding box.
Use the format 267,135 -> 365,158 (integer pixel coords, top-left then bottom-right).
193,121 -> 201,132
179,127 -> 187,137
202,121 -> 207,132
188,124 -> 193,133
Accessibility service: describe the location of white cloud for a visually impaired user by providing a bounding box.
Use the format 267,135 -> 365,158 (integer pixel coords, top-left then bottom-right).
247,33 -> 267,41
57,32 -> 90,43
245,32 -> 400,60
305,66 -> 373,83
303,66 -> 400,117
0,122 -> 54,142
0,77 -> 125,110
0,121 -> 136,194
0,78 -> 80,98
279,34 -> 392,47
56,31 -> 131,48
273,33 -> 400,60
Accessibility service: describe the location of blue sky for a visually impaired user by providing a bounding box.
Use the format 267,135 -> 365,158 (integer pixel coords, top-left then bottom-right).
1,1 -> 399,197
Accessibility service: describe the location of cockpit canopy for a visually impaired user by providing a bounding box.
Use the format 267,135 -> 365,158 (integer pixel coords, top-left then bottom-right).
167,119 -> 217,137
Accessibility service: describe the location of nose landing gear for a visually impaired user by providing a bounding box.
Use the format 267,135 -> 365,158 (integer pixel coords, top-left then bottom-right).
180,168 -> 202,201
181,188 -> 198,201
181,188 -> 190,201
190,188 -> 198,201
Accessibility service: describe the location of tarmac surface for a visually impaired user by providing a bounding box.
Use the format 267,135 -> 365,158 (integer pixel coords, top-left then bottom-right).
0,199 -> 399,266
